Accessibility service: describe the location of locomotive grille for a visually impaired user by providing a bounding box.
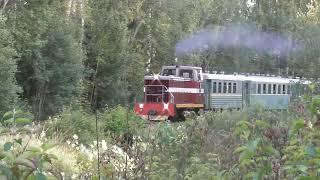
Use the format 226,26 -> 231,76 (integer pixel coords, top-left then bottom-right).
144,80 -> 170,103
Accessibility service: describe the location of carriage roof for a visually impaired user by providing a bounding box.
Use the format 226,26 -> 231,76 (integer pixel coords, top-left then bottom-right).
203,73 -> 304,84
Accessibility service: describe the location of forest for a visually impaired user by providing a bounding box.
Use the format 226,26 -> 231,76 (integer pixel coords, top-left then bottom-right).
0,0 -> 320,179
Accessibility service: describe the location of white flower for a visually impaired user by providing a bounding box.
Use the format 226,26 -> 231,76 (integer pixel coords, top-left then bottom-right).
73,134 -> 78,140
88,152 -> 94,161
101,140 -> 107,151
140,142 -> 147,151
71,143 -> 75,148
66,140 -> 71,145
80,144 -> 86,151
76,147 -> 80,151
40,131 -> 46,139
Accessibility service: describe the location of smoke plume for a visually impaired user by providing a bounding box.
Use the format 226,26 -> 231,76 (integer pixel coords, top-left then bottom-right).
175,23 -> 303,57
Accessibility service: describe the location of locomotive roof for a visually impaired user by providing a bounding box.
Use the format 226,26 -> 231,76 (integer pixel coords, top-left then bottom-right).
162,65 -> 202,70
203,73 -> 305,84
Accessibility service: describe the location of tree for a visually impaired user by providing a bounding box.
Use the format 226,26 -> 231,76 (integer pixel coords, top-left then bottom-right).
0,15 -> 18,115
84,0 -> 148,109
9,0 -> 84,120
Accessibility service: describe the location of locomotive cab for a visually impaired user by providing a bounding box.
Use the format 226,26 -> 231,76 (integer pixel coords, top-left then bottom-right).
134,66 -> 205,121
161,66 -> 203,81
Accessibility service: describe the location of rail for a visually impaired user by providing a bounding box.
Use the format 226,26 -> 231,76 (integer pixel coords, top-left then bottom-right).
144,85 -> 174,103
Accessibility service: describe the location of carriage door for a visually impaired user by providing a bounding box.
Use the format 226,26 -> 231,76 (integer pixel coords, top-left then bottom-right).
242,81 -> 251,108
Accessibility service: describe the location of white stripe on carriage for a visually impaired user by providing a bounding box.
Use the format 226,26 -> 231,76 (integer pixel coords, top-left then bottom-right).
167,88 -> 204,93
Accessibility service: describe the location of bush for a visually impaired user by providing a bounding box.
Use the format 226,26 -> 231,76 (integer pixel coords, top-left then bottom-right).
45,106 -> 146,146
45,108 -> 96,145
101,105 -> 146,137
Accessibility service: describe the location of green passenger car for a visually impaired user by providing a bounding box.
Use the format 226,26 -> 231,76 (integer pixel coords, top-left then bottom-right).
203,73 -> 309,110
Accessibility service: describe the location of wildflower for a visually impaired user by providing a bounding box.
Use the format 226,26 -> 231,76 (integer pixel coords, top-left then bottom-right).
307,120 -> 313,129
71,143 -> 76,148
101,140 -> 107,150
76,147 -> 80,151
80,144 -> 86,151
140,142 -> 147,151
66,140 -> 71,145
88,152 -> 94,160
73,134 -> 78,140
40,131 -> 46,139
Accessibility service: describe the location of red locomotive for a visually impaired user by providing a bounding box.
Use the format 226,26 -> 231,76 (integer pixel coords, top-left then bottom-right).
134,66 -> 204,121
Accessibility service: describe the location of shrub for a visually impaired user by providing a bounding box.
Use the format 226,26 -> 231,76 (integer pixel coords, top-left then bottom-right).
45,108 -> 96,145
101,105 -> 146,138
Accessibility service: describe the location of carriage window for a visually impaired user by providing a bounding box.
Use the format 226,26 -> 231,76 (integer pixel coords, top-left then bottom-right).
263,84 -> 266,94
268,84 -> 271,94
212,82 -> 217,93
223,82 -> 227,93
218,82 -> 222,93
278,85 -> 281,94
282,85 -> 286,94
233,83 -> 237,93
273,84 -> 277,94
258,84 -> 261,94
228,83 -> 232,93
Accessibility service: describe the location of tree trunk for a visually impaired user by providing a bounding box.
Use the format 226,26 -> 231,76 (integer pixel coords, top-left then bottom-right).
33,82 -> 47,121
0,0 -> 10,14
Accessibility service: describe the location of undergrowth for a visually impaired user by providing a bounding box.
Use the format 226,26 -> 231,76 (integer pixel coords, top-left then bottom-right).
1,96 -> 320,179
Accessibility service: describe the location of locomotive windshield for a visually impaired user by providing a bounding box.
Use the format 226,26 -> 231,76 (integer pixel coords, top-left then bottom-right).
161,68 -> 176,76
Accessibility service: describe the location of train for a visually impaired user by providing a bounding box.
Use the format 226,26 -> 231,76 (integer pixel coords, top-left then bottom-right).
134,65 -> 309,121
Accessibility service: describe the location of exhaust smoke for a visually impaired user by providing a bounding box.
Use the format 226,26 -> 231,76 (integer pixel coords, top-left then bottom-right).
175,23 -> 303,57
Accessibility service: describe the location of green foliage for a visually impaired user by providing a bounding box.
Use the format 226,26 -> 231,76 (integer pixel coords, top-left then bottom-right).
308,95 -> 320,116
234,120 -> 280,179
0,15 -> 18,116
102,105 -> 146,136
283,118 -> 320,178
1,109 -> 33,127
45,108 -> 95,145
8,0 -> 84,121
46,106 -> 145,145
0,138 -> 60,179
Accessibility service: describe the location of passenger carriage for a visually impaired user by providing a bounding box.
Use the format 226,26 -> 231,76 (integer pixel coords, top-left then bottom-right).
203,73 -> 300,110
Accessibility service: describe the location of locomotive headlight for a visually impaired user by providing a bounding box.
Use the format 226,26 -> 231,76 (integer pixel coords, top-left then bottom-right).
153,74 -> 160,80
139,104 -> 144,109
163,103 -> 169,110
